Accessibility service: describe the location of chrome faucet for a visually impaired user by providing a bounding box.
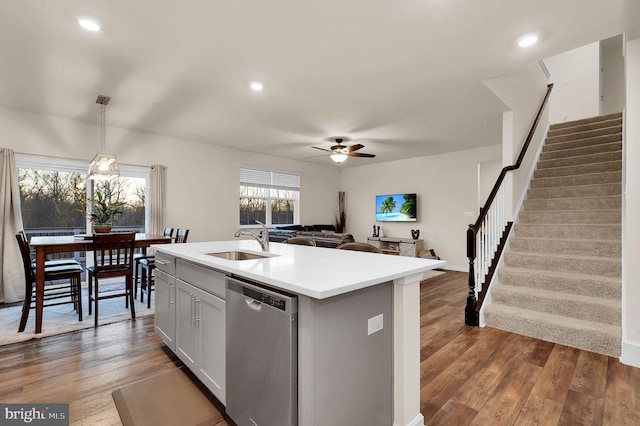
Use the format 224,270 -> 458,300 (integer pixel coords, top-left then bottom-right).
234,220 -> 270,251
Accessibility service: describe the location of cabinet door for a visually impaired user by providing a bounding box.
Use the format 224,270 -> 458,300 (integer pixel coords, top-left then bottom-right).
154,269 -> 176,350
193,285 -> 226,404
399,242 -> 415,257
175,279 -> 198,369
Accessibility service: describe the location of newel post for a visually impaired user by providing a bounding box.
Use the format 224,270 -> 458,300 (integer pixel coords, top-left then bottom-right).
465,225 -> 479,326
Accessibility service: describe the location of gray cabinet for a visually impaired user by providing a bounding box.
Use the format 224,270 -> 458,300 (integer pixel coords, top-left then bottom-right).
154,269 -> 176,349
174,262 -> 226,404
154,252 -> 177,350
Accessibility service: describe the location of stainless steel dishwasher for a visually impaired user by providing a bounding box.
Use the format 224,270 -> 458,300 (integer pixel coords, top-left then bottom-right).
226,277 -> 298,426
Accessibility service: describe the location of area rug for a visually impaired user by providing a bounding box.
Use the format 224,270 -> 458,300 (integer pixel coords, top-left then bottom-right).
0,283 -> 154,346
112,367 -> 225,426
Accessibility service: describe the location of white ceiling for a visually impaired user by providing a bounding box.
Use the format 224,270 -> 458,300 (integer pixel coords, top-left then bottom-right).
0,1 -> 636,166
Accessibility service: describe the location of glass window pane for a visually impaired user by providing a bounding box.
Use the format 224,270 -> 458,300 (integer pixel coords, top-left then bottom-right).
271,199 -> 294,225
93,177 -> 146,231
240,198 -> 266,225
18,169 -> 87,230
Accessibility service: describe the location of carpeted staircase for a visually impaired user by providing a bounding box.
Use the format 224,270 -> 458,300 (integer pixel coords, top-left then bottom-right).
484,112 -> 622,357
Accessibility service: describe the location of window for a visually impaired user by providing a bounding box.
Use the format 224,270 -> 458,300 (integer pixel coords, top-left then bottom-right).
16,154 -> 150,237
239,166 -> 300,227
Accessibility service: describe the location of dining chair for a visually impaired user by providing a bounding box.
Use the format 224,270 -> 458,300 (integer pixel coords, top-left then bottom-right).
87,232 -> 136,327
139,228 -> 189,308
283,237 -> 317,246
335,242 -> 382,253
134,227 -> 173,297
16,233 -> 84,332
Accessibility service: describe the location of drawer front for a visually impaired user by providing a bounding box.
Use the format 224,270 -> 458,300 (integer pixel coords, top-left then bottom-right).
155,252 -> 176,275
176,259 -> 226,299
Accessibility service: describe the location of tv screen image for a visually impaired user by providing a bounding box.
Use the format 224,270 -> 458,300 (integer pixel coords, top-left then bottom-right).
375,193 -> 417,222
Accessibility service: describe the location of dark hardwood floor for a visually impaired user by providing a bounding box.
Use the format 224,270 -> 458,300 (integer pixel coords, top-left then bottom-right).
1,271 -> 638,425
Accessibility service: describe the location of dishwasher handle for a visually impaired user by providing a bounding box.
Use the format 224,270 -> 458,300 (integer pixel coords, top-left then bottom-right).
245,296 -> 262,311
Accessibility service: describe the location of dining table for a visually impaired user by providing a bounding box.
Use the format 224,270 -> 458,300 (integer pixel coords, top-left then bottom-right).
29,233 -> 172,334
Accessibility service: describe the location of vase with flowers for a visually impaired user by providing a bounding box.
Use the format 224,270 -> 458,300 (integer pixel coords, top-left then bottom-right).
88,190 -> 125,233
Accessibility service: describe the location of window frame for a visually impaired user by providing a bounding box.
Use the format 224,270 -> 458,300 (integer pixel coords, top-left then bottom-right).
16,154 -> 151,233
239,165 -> 300,228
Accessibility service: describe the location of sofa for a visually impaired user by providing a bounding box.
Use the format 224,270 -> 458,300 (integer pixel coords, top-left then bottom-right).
268,225 -> 355,248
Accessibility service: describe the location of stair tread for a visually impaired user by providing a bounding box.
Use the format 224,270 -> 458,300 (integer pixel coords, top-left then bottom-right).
549,113 -> 622,130
530,182 -> 620,191
485,304 -> 620,334
510,236 -> 621,244
546,125 -> 623,141
494,283 -> 620,305
535,159 -> 621,170
507,250 -> 622,263
532,171 -> 622,185
543,140 -> 622,154
539,150 -> 622,161
499,266 -> 621,284
517,221 -> 620,227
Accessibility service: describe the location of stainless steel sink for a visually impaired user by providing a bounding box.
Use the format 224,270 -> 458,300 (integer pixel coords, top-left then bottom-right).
206,251 -> 272,261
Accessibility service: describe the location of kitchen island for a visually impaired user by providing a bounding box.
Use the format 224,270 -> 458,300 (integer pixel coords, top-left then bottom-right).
152,240 -> 445,426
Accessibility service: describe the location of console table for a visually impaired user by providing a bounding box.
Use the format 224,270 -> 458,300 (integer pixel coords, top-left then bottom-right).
367,237 -> 423,257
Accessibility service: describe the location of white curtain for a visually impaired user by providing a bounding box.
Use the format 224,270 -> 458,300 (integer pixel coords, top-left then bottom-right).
0,148 -> 25,303
150,165 -> 165,236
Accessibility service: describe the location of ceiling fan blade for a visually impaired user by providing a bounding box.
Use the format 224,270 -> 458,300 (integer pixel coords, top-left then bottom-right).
347,144 -> 364,153
348,152 -> 376,158
311,146 -> 332,153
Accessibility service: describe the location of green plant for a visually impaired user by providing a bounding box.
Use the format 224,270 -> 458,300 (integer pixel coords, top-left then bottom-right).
88,190 -> 126,224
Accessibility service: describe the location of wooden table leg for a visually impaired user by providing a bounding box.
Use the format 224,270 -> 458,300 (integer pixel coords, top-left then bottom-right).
35,247 -> 46,334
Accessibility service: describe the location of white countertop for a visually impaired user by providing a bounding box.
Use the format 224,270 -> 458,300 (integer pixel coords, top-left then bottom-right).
152,240 -> 446,299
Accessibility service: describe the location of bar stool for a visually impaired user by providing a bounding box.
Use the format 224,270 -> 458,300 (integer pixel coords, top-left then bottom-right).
140,228 -> 189,308
134,227 -> 173,297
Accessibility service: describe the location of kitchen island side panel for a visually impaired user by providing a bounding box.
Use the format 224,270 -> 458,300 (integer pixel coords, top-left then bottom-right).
298,281 -> 393,426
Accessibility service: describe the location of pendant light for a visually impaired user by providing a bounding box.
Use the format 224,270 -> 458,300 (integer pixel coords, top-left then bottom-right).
87,95 -> 120,180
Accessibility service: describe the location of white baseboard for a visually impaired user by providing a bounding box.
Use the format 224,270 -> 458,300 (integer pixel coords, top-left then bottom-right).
443,265 -> 467,272
621,340 -> 640,368
393,413 -> 425,426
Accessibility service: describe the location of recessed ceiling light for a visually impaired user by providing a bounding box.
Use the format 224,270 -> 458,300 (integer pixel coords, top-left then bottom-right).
518,35 -> 538,47
250,81 -> 264,92
78,18 -> 101,32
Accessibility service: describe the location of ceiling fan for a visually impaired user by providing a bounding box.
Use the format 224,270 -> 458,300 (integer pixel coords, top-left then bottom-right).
311,137 -> 376,163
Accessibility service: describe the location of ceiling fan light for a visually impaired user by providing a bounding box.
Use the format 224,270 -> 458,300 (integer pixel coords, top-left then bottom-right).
331,153 -> 348,163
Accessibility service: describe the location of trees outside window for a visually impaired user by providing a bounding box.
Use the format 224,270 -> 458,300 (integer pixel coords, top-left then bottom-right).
17,157 -> 149,236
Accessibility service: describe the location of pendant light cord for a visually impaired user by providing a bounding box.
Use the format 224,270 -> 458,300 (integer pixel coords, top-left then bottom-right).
101,103 -> 106,152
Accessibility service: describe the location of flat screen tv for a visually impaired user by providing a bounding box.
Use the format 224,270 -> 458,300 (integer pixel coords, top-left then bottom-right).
375,193 -> 417,222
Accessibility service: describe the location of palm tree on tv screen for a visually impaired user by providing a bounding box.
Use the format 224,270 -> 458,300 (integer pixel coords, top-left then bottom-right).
380,196 -> 397,215
400,194 -> 416,218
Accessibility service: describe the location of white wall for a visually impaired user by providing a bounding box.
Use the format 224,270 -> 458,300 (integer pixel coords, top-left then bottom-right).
339,145 -> 502,271
622,36 -> 640,367
478,159 -> 502,209
0,107 -> 340,242
602,35 -> 626,115
483,64 -> 549,220
545,42 -> 601,123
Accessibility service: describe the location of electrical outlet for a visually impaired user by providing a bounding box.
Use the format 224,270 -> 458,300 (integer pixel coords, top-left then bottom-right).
368,314 -> 383,336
